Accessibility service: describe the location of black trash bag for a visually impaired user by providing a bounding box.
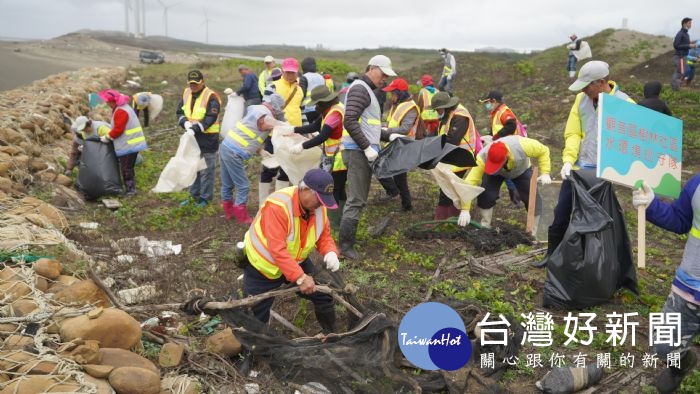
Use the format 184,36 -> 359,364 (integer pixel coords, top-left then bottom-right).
543,170 -> 638,309
372,135 -> 476,178
76,138 -> 123,200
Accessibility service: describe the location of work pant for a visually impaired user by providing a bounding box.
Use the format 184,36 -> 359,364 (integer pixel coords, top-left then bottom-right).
134,107 -> 149,127
685,65 -> 696,82
566,54 -> 577,72
332,170 -> 348,203
437,76 -> 454,96
118,152 -> 138,193
378,172 -> 412,210
653,290 -> 700,359
342,149 -> 373,222
672,55 -> 687,91
243,258 -> 335,326
219,145 -> 250,205
189,151 -> 217,203
260,137 -> 289,183
477,167 -> 541,215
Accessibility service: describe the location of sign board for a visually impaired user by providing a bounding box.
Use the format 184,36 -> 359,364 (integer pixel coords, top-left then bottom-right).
597,94 -> 683,198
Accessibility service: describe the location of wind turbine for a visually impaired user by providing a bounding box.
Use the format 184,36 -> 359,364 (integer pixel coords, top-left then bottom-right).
201,7 -> 213,45
157,0 -> 180,37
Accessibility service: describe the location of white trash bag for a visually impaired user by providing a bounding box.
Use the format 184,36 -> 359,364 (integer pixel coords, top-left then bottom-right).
152,133 -> 206,193
270,126 -> 322,185
148,94 -> 164,121
221,94 -> 245,138
430,163 -> 484,209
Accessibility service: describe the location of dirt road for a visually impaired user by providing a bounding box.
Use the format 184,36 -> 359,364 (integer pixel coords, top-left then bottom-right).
0,42 -> 82,91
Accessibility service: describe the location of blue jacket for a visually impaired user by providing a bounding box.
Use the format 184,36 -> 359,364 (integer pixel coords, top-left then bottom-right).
237,73 -> 262,100
673,27 -> 692,57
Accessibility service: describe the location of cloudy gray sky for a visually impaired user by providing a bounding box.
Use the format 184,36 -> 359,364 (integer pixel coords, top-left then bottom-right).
1,0 -> 697,51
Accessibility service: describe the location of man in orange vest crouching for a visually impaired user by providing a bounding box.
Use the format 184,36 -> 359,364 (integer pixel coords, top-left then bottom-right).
242,169 -> 341,333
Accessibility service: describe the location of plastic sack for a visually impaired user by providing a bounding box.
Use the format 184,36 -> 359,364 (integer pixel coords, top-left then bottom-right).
148,94 -> 163,121
543,170 -> 638,309
372,135 -> 476,179
152,133 -> 206,193
430,163 -> 484,209
76,139 -> 123,200
270,126 -> 322,185
220,94 -> 245,137
536,363 -> 603,394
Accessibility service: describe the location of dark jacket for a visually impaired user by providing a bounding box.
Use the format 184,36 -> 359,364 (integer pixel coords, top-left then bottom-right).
299,57 -> 318,97
343,75 -> 377,150
639,81 -> 672,116
673,27 -> 691,57
176,87 -> 221,153
237,73 -> 262,100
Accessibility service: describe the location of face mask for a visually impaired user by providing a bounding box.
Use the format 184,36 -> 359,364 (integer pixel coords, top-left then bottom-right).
484,103 -> 493,111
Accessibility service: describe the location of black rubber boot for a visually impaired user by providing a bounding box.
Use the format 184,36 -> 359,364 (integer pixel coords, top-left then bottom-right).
338,217 -> 360,260
655,351 -> 698,394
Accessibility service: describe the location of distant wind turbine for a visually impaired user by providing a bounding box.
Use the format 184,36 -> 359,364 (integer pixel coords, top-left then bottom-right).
157,0 -> 180,37
200,7 -> 213,44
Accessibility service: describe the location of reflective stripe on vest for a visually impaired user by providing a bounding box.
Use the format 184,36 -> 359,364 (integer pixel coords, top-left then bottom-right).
439,105 -> 477,172
244,187 -> 325,279
387,100 -> 419,139
228,121 -> 265,148
111,104 -> 147,156
222,104 -> 272,157
491,105 -> 525,137
182,87 -> 221,133
420,89 -> 440,120
442,66 -> 453,77
690,226 -> 700,239
342,79 -> 381,148
323,104 -> 345,156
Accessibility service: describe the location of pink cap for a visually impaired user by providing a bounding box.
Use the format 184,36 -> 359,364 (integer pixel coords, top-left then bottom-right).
281,57 -> 299,73
98,89 -> 130,106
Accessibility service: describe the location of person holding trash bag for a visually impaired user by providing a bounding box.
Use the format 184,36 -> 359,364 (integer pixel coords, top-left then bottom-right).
97,89 -> 148,196
176,70 -> 222,208
376,77 -> 419,212
65,116 -> 111,176
431,91 -> 481,223
130,92 -> 152,127
241,168 -> 340,333
289,85 -> 348,231
632,176 -> 700,393
219,92 -> 287,224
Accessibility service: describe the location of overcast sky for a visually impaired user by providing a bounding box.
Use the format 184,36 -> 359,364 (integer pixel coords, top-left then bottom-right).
1,0 -> 697,51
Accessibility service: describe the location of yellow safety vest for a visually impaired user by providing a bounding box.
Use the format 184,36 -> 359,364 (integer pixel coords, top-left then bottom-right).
419,88 -> 440,121
325,78 -> 335,93
244,187 -> 327,279
181,87 -> 221,133
491,104 -> 525,137
439,105 -> 477,172
387,100 -> 419,139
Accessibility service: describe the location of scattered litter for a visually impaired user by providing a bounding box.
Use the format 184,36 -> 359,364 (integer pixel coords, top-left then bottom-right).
161,80 -> 168,85
118,284 -> 160,305
115,254 -> 135,264
244,383 -> 260,394
79,222 -> 99,229
125,80 -> 141,88
237,274 -> 244,281
117,236 -> 182,258
102,277 -> 115,288
102,198 -> 122,210
536,363 -> 603,393
248,370 -> 259,378
296,382 -> 331,394
141,317 -> 160,329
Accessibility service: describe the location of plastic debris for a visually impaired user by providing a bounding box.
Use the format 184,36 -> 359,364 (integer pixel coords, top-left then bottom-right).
79,222 -> 99,229
118,284 -> 159,305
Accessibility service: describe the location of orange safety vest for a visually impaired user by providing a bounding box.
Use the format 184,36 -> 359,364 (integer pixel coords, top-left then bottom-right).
244,187 -> 327,279
387,100 -> 419,139
439,104 -> 477,172
491,104 -> 526,137
181,87 -> 221,133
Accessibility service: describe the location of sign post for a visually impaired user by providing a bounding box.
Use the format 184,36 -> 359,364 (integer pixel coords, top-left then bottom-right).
597,94 -> 683,268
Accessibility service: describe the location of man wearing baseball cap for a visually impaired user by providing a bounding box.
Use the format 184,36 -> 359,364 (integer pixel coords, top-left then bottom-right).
462,136 -> 551,229
338,54 -> 396,259
176,69 -> 222,208
258,55 -> 276,95
241,168 -> 340,333
376,77 -> 419,212
537,60 -> 634,267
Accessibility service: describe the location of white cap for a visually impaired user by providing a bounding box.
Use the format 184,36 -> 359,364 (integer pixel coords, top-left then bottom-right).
264,55 -> 274,63
368,55 -> 396,76
569,60 -> 609,91
71,116 -> 89,132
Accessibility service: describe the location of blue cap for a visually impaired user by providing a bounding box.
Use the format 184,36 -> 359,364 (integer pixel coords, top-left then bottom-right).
303,169 -> 337,209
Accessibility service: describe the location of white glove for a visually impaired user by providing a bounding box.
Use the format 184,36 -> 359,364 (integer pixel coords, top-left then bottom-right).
560,162 -> 573,180
538,174 -> 552,185
183,121 -> 193,130
185,128 -> 195,137
457,210 -> 471,227
290,142 -> 305,154
77,145 -> 83,152
389,133 -> 404,142
223,88 -> 233,95
100,135 -> 111,143
363,146 -> 378,162
323,251 -> 340,272
632,182 -> 654,208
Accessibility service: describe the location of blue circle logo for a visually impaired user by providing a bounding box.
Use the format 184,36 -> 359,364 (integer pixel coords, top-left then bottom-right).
398,302 -> 472,370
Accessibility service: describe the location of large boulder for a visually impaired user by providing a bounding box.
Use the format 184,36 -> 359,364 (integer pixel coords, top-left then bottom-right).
82,375 -> 115,394
158,342 -> 185,368
51,279 -> 111,307
59,308 -> 141,349
16,360 -> 59,375
67,339 -> 102,364
83,364 -> 114,378
206,327 -> 242,357
98,348 -> 159,375
9,299 -> 38,317
33,258 -> 62,279
108,367 -> 161,394
0,375 -> 82,394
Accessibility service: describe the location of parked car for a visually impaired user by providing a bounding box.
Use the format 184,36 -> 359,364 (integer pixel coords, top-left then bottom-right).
139,50 -> 165,64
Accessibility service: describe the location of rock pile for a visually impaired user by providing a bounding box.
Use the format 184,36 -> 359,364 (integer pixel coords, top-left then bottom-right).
0,67 -> 123,199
